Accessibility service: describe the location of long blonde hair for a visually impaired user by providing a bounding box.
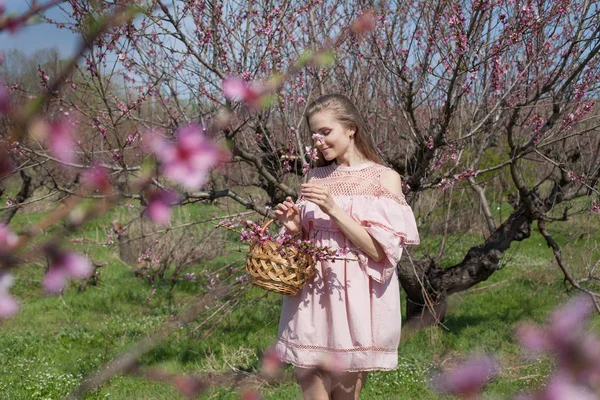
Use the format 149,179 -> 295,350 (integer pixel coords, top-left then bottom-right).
305,94 -> 383,167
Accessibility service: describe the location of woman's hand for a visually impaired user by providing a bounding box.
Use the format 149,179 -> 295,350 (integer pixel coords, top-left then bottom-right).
274,196 -> 302,234
300,183 -> 339,215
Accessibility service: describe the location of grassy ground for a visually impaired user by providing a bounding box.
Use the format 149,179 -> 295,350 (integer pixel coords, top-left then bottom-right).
1,196 -> 599,399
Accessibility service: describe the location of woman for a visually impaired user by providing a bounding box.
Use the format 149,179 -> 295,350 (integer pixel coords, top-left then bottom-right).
274,94 -> 419,399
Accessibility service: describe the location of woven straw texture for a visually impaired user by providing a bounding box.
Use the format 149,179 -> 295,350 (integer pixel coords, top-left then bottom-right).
246,222 -> 315,295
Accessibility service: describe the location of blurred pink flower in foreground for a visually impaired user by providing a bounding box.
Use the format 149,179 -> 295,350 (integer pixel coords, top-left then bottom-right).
432,354 -> 498,398
146,124 -> 228,190
82,165 -> 111,193
222,77 -> 265,108
0,224 -> 18,255
172,375 -> 206,399
350,10 -> 377,33
240,389 -> 263,400
531,374 -> 597,400
144,189 -> 178,225
48,120 -> 76,164
516,296 -> 600,388
260,346 -> 282,379
43,251 -> 92,294
0,272 -> 19,319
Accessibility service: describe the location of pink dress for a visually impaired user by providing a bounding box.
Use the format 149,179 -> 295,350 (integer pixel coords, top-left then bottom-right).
275,162 -> 420,372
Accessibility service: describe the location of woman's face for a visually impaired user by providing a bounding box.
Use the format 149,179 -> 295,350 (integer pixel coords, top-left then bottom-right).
308,110 -> 354,162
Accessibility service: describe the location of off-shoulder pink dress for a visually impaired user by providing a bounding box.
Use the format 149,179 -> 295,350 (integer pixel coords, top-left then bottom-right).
275,162 -> 420,372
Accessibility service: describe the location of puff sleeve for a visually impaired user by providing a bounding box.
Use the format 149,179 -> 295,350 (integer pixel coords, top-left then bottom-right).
350,195 -> 419,283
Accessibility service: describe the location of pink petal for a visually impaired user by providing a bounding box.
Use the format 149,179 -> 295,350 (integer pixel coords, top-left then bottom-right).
244,84 -> 266,108
161,124 -> 227,189
240,389 -> 263,400
172,375 -> 206,398
516,323 -> 549,355
146,190 -> 178,225
141,129 -> 166,154
0,224 -> 18,255
350,10 -> 377,34
163,163 -> 209,189
0,272 -> 15,293
0,294 -> 19,319
45,251 -> 93,293
432,354 -> 498,396
147,202 -> 171,225
550,296 -> 594,339
43,268 -> 68,294
222,77 -> 248,101
82,165 -> 111,193
542,374 -> 597,400
48,120 -> 76,164
261,347 -> 282,378
60,253 -> 92,278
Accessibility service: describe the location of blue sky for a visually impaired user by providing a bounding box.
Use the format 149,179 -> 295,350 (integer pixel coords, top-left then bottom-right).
0,0 -> 79,56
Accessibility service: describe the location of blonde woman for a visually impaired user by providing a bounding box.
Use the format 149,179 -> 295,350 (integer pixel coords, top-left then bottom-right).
274,94 -> 420,399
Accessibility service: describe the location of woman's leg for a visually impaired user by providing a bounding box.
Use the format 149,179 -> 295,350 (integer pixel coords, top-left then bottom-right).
295,367 -> 332,400
330,371 -> 367,400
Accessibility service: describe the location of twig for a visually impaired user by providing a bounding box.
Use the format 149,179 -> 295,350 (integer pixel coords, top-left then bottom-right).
537,220 -> 600,313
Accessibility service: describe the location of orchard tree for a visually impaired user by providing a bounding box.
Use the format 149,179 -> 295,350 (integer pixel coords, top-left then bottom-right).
1,0 -> 600,398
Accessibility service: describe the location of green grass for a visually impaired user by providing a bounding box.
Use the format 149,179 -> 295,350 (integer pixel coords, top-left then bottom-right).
1,197 -> 599,399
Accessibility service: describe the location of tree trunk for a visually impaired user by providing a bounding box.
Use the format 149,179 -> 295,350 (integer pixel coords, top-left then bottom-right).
399,206 -> 532,322
0,170 -> 33,225
112,222 -> 134,264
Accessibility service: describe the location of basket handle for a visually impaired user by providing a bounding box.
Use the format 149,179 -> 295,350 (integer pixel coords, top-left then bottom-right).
262,219 -> 275,230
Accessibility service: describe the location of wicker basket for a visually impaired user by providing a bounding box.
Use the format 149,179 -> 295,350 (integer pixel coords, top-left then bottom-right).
245,220 -> 316,295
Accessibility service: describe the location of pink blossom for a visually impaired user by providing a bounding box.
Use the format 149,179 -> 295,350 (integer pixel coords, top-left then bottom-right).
427,136 -> 434,149
222,77 -> 265,108
350,10 -> 376,33
44,251 -> 92,294
260,347 -> 282,378
0,273 -> 19,319
118,53 -> 126,61
172,375 -> 206,398
0,224 -> 18,255
517,296 -> 600,385
48,120 -> 76,164
144,189 -> 178,225
516,323 -> 550,355
0,293 -> 19,319
432,354 -> 498,397
147,124 -> 228,190
240,389 -> 263,400
536,374 -> 597,400
549,296 -> 593,340
311,133 -> 325,145
82,165 -> 111,193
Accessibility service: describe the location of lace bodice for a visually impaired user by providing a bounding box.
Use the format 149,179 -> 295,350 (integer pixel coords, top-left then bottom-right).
303,162 -> 408,205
